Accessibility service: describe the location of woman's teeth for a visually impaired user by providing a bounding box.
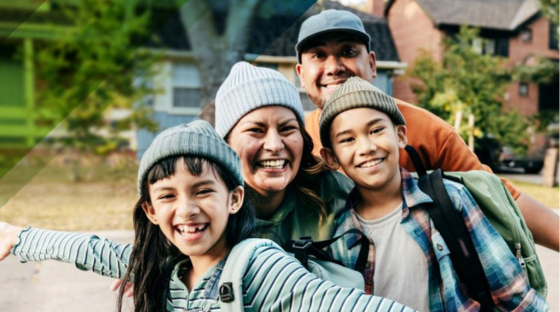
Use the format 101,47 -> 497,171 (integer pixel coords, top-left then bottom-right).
258,159 -> 286,169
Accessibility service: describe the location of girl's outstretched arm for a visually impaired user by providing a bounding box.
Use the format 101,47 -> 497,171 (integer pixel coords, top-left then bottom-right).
0,222 -> 23,261
243,240 -> 416,312
5,226 -> 132,280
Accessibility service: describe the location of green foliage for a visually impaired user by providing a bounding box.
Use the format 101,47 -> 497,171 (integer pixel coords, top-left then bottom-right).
35,0 -> 158,159
540,0 -> 559,25
407,26 -> 530,154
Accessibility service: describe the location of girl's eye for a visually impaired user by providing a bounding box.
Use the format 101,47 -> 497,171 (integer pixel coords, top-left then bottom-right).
196,189 -> 214,195
158,194 -> 175,200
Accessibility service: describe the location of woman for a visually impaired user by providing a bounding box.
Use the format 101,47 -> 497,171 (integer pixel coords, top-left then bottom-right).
214,61 -> 353,244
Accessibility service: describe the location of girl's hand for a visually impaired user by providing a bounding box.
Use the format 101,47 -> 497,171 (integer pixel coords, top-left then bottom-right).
0,222 -> 23,261
110,279 -> 134,298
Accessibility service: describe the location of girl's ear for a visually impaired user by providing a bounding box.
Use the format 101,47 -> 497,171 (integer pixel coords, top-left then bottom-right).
228,186 -> 244,215
141,201 -> 159,225
396,125 -> 408,148
320,147 -> 340,170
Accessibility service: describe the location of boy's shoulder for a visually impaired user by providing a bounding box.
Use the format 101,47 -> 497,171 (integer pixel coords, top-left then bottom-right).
319,169 -> 354,194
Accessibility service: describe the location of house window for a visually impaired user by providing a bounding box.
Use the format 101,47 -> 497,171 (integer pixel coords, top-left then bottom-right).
471,38 -> 497,55
255,62 -> 278,71
496,38 -> 509,57
521,29 -> 532,42
519,82 -> 529,96
550,22 -> 559,50
172,63 -> 201,109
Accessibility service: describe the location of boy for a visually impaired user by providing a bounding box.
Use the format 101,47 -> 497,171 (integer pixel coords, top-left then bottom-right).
319,77 -> 547,312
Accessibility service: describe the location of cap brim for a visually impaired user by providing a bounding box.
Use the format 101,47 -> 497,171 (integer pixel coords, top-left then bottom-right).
295,28 -> 370,52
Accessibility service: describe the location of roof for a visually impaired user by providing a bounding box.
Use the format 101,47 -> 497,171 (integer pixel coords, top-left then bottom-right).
151,1 -> 400,62
385,0 -> 541,31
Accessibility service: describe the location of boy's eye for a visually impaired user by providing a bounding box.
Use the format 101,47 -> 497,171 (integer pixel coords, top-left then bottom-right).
370,127 -> 384,134
339,137 -> 354,144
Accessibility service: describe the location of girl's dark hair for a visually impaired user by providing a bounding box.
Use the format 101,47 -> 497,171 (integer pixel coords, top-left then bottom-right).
117,156 -> 255,312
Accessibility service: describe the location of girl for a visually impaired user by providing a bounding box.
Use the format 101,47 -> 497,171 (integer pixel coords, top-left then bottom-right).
0,120 -> 414,312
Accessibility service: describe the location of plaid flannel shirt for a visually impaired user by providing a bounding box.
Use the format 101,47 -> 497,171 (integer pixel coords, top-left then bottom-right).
330,168 -> 547,312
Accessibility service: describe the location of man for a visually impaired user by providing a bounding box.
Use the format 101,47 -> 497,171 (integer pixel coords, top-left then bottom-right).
295,9 -> 559,251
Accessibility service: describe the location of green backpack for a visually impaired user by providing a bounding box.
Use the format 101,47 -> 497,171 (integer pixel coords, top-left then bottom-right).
405,146 -> 547,306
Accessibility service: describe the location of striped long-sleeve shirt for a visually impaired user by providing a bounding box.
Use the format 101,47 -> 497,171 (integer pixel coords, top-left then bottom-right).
12,228 -> 416,312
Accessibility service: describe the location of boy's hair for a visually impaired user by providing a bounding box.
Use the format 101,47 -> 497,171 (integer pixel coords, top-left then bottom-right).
319,77 -> 406,149
118,156 -> 255,312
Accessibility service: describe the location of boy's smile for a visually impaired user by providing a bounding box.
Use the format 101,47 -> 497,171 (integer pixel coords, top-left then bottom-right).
326,108 -> 407,193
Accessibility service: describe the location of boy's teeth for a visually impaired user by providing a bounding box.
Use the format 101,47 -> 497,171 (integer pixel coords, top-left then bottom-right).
258,159 -> 286,169
360,159 -> 384,168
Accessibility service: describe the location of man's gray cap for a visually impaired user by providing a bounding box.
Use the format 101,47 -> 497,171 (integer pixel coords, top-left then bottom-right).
296,9 -> 371,63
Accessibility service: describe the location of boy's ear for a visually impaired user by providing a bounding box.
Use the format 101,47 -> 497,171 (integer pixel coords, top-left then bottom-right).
229,186 -> 244,215
396,125 -> 408,148
141,202 -> 158,225
320,147 -> 340,170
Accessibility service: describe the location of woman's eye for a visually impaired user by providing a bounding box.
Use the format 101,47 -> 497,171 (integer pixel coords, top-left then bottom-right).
246,128 -> 263,133
281,125 -> 298,132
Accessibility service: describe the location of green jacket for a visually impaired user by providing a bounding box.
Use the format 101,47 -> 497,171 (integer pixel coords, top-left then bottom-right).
254,170 -> 353,244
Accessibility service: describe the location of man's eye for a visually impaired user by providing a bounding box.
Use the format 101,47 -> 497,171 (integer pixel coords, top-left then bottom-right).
341,48 -> 357,57
312,51 -> 326,59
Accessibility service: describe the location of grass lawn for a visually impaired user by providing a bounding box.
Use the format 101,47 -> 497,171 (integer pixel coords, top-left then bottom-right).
1,155 -> 558,231
0,157 -> 138,232
503,178 -> 559,209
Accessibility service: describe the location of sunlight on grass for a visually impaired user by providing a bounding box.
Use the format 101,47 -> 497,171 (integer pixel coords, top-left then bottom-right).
506,178 -> 559,209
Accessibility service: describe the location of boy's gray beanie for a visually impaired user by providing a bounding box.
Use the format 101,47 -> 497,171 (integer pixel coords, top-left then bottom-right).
215,61 -> 305,138
138,120 -> 243,198
319,77 -> 406,148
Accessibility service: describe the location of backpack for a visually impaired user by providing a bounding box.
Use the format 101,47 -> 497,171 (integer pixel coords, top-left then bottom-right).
405,145 -> 547,310
218,229 -> 369,312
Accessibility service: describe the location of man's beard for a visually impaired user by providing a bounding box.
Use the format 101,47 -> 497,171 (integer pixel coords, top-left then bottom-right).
307,92 -> 327,110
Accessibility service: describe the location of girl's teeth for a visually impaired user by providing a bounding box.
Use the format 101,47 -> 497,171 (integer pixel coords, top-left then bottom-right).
177,224 -> 207,235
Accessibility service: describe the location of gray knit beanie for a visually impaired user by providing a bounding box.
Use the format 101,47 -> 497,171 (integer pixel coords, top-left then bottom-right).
215,61 -> 305,138
138,120 -> 243,198
319,77 -> 406,148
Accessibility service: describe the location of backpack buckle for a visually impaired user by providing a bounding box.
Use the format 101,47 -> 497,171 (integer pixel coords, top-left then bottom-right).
219,282 -> 234,303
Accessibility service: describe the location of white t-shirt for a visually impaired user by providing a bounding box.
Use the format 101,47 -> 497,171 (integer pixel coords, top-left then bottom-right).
356,203 -> 430,312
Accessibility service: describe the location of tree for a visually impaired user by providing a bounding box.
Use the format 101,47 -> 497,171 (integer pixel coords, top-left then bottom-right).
407,26 -> 530,155
178,0 -> 315,123
35,0 -> 158,180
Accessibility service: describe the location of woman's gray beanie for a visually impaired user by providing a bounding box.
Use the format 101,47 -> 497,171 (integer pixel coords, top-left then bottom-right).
214,61 -> 305,138
137,120 -> 243,198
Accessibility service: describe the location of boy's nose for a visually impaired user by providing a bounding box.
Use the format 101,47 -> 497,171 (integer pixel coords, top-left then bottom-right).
357,136 -> 376,155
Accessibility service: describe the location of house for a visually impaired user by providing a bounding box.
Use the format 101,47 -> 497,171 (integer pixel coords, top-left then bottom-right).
372,0 -> 559,119
136,0 -> 405,158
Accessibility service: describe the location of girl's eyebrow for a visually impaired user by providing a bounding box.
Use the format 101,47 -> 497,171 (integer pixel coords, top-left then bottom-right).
191,180 -> 216,188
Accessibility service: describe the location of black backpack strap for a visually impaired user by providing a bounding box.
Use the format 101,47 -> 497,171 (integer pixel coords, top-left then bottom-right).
286,229 -> 369,273
404,145 -> 427,177
418,169 -> 493,311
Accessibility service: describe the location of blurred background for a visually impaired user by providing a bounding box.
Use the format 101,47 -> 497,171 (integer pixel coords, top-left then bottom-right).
0,0 -> 557,311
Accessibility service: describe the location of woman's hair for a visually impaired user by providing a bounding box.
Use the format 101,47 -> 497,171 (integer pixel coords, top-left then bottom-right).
117,156 -> 255,312
291,120 -> 329,221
